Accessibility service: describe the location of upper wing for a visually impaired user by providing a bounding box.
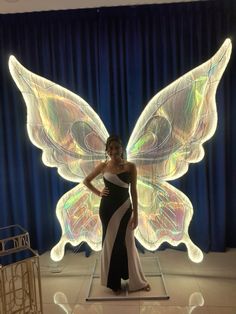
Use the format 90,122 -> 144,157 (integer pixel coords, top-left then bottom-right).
127,39 -> 232,181
9,56 -> 109,182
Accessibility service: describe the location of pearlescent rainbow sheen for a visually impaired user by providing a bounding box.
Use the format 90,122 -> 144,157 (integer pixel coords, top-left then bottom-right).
8,57 -> 109,182
8,39 -> 232,263
50,181 -> 104,260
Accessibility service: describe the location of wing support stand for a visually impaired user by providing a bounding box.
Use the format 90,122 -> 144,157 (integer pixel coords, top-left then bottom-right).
86,255 -> 170,301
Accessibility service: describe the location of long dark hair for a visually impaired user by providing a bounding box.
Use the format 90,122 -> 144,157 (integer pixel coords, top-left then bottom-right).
105,135 -> 125,161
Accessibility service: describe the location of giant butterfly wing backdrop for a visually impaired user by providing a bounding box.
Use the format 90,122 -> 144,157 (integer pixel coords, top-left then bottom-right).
8,38 -> 232,263
0,1 -> 235,255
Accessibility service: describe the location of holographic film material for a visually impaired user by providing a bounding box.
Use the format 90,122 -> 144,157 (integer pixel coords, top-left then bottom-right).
9,39 -> 232,263
8,57 -> 109,183
50,181 -> 104,261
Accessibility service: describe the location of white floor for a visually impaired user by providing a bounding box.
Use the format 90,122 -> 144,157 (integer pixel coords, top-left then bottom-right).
39,248 -> 236,314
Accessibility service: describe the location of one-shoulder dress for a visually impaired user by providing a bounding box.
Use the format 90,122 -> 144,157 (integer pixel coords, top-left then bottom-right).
99,171 -> 147,291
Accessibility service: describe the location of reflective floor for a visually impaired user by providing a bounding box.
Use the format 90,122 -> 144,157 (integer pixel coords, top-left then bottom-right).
39,248 -> 236,314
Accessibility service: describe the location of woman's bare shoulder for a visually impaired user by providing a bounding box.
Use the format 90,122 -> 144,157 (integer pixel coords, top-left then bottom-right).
98,161 -> 108,173
125,161 -> 136,171
84,161 -> 106,182
98,161 -> 107,169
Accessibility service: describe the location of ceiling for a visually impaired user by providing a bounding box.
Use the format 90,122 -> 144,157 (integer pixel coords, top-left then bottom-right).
1,0 -> 202,14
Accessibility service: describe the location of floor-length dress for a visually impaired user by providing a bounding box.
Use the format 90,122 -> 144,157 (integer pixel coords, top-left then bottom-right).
99,171 -> 147,291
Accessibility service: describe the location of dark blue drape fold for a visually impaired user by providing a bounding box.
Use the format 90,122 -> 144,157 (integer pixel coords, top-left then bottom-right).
0,0 -> 235,254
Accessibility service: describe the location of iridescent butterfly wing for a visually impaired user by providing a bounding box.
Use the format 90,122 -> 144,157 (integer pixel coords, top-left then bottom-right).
126,39 -> 232,262
9,57 -> 108,261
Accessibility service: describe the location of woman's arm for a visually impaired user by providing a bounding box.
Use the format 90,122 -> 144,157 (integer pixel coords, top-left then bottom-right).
129,163 -> 138,229
83,162 -> 108,197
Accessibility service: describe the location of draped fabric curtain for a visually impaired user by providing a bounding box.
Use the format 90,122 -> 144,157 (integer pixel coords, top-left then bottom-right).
0,0 -> 235,254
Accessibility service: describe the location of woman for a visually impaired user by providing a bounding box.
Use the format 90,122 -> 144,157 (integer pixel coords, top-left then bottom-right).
83,135 -> 150,293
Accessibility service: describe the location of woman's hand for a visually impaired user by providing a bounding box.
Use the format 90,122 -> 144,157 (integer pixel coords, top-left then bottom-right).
129,212 -> 138,230
100,187 -> 109,197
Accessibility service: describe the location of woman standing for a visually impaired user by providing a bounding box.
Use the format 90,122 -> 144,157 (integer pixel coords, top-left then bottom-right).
83,135 -> 150,293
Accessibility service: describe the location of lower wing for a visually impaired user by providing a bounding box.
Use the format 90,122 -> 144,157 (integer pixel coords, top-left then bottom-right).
135,179 -> 203,263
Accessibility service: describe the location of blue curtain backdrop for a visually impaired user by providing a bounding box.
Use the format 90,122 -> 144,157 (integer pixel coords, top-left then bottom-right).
0,0 -> 235,255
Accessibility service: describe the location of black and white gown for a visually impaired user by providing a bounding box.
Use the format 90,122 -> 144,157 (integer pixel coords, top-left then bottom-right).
99,171 -> 147,291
